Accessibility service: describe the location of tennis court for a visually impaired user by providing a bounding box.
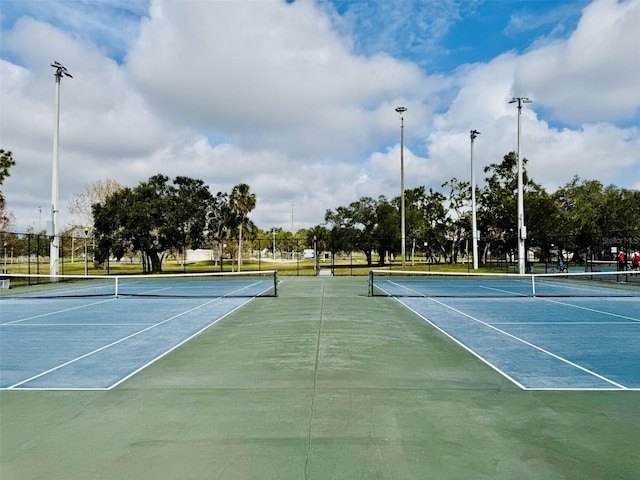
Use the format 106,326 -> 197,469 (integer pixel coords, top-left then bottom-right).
372,270 -> 640,390
1,275 -> 638,479
399,296 -> 639,390
0,271 -> 277,390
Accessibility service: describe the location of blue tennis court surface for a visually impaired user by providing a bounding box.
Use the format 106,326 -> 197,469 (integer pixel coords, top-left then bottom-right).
0,296 -> 253,390
398,295 -> 640,390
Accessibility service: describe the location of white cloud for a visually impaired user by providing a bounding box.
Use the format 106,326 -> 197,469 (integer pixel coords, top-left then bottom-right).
513,0 -> 640,123
125,0 -> 433,158
1,0 -> 638,236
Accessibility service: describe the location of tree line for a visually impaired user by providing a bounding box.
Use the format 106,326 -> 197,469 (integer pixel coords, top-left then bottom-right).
1,148 -> 638,273
90,151 -> 638,272
91,174 -> 256,273
323,152 -> 639,267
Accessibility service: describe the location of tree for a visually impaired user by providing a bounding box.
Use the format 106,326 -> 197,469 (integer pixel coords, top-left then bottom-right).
229,183 -> 256,271
165,176 -> 213,265
373,197 -> 400,265
0,149 -> 16,233
92,174 -> 215,273
0,196 -> 15,233
207,192 -> 236,265
325,196 -> 380,266
306,224 -> 330,259
480,152 -> 524,262
553,177 -> 640,261
68,179 -> 122,230
92,187 -> 134,266
405,186 -> 448,263
442,178 -> 471,263
0,149 -> 16,191
325,195 -> 414,266
524,184 -> 562,263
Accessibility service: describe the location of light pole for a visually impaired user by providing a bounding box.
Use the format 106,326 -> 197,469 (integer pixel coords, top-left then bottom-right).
470,129 -> 481,270
50,61 -> 72,279
509,97 -> 532,275
84,227 -> 89,276
313,235 -> 318,275
395,106 -> 407,269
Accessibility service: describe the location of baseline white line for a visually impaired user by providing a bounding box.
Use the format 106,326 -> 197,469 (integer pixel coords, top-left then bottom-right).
426,297 -> 627,390
6,297 -> 224,389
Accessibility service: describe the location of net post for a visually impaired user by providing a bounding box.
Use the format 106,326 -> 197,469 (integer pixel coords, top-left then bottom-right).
274,270 -> 279,297
531,274 -> 536,297
115,276 -> 119,298
368,270 -> 373,297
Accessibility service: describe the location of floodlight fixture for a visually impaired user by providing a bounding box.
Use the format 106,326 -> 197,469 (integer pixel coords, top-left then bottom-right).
51,61 -> 73,78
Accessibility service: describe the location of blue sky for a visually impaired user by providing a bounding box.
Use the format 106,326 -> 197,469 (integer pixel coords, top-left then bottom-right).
331,0 -> 588,72
1,1 -> 589,72
1,0 -> 638,232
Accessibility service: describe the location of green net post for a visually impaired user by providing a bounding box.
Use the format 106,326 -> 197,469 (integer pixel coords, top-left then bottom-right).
274,271 -> 280,297
368,270 -> 373,297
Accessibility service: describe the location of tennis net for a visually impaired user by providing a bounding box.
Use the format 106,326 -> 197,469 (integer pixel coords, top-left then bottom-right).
0,271 -> 278,299
369,270 -> 640,298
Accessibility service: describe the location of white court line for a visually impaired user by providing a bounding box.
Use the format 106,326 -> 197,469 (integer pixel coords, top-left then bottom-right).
4,323 -> 152,327
492,321 -> 635,325
400,296 -> 628,390
1,298 -> 118,325
107,298 -> 252,389
397,298 -> 527,390
538,297 -> 640,322
381,280 -> 528,298
5,297 -> 225,389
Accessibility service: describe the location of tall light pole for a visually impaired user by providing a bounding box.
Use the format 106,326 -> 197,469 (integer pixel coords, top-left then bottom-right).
84,227 -> 89,276
50,61 -> 72,279
313,235 -> 318,275
509,97 -> 532,275
470,129 -> 481,270
395,106 -> 407,269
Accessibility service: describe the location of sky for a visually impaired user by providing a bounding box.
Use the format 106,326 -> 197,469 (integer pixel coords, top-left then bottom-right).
1,0 -> 639,234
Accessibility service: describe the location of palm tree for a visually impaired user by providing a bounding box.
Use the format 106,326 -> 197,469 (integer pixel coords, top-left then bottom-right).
229,183 -> 256,271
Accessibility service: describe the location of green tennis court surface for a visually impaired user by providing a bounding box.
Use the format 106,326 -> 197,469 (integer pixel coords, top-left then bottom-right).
1,277 -> 638,479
